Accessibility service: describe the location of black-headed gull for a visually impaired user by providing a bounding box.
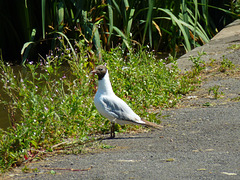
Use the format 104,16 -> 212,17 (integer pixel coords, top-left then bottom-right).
92,65 -> 162,138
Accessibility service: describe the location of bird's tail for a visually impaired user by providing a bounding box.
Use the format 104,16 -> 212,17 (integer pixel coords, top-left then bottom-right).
141,119 -> 163,130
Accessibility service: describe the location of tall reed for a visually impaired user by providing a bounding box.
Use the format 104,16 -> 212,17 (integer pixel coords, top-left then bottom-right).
0,0 -> 238,63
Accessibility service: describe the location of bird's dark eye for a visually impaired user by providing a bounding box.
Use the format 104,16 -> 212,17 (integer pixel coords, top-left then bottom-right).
99,68 -> 103,71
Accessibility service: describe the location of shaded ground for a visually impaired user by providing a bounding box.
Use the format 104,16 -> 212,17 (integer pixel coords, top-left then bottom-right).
2,20 -> 240,180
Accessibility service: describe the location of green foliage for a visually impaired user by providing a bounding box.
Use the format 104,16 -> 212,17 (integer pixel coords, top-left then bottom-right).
202,102 -> 211,107
0,45 -> 99,171
219,57 -> 234,72
1,0 -> 239,63
50,170 -> 56,175
208,85 -> 223,99
0,43 -> 203,172
228,44 -> 240,50
21,165 -> 38,173
101,144 -> 115,149
105,0 -> 212,53
189,51 -> 206,73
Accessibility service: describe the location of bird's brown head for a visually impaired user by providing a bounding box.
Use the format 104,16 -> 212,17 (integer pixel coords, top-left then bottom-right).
92,65 -> 108,80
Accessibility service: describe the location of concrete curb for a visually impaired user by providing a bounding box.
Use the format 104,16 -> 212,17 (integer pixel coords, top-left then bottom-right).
176,19 -> 240,72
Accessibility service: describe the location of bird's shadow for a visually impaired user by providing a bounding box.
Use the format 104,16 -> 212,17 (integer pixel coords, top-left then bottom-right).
97,135 -> 153,141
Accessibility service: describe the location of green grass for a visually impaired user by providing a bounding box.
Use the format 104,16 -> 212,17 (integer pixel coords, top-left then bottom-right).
0,43 -> 203,172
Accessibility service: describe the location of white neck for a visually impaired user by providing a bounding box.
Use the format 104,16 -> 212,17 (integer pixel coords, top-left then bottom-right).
97,70 -> 114,95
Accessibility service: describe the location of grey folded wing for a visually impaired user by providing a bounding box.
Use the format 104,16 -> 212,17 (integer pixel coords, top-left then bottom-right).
101,96 -> 138,122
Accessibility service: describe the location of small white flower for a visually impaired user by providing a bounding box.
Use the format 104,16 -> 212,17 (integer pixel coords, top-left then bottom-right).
122,66 -> 129,70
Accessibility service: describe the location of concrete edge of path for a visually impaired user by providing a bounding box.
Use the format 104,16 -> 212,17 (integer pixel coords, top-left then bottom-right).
174,19 -> 240,72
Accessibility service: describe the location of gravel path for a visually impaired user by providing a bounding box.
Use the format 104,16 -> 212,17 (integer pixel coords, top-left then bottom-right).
2,20 -> 240,180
